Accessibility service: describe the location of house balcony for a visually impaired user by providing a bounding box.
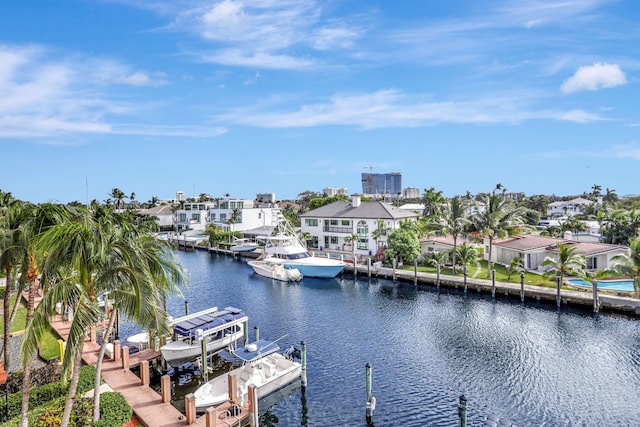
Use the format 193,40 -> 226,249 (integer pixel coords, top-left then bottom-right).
323,225 -> 352,233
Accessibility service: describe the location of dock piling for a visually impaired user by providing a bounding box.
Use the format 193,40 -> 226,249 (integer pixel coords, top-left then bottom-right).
392,258 -> 397,282
301,341 -> 307,392
463,265 -> 468,293
367,257 -> 371,277
436,262 -> 440,289
254,325 -> 259,342
556,276 -> 561,309
365,363 -> 376,424
491,270 -> 496,300
458,394 -> 467,427
161,375 -> 171,403
593,280 -> 599,313
185,301 -> 189,316
414,260 -> 418,285
520,272 -> 525,303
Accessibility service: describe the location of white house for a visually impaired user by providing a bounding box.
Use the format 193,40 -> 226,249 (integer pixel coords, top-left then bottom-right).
299,195 -> 420,256
490,234 -> 628,271
175,201 -> 215,234
546,198 -> 594,218
208,199 -> 281,233
136,203 -> 175,230
419,235 -> 477,256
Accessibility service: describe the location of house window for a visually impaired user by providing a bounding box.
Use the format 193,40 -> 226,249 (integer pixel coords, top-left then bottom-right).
330,236 -> 338,245
587,257 -> 597,269
356,221 -> 368,238
220,213 -> 227,222
179,213 -> 187,222
330,219 -> 338,226
192,213 -> 200,221
211,213 -> 216,221
305,219 -> 318,226
341,220 -> 350,226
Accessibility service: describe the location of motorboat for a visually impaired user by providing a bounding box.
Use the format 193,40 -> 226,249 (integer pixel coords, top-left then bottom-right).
160,306 -> 248,367
230,238 -> 259,253
126,331 -> 150,350
247,259 -> 303,282
260,214 -> 346,278
194,339 -> 302,410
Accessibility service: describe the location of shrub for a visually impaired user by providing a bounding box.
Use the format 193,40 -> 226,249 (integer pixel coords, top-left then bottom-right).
34,397 -> 93,427
95,392 -> 133,427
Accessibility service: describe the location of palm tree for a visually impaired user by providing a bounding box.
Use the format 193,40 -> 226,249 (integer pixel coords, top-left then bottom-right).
300,231 -> 312,248
344,232 -> 359,262
129,192 -> 136,208
227,208 -> 241,241
421,187 -> 445,219
371,219 -> 389,251
608,238 -> 640,295
109,188 -> 127,210
542,243 -> 586,286
506,256 -> 524,280
455,244 -> 478,274
427,250 -> 448,269
473,193 -> 526,279
1,193 -> 21,367
439,196 -> 471,275
15,203 -> 68,426
591,184 -> 602,200
148,196 -> 160,208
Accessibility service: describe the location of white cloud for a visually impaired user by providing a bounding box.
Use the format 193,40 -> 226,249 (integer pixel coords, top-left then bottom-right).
612,143 -> 640,160
524,19 -> 543,28
201,49 -> 315,70
561,63 -> 627,93
558,109 -> 606,123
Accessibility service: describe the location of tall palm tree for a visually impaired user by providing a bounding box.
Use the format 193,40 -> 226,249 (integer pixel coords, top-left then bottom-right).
473,193 -> 526,279
148,196 -> 160,208
421,187 -> 445,219
542,243 -> 586,286
344,232 -> 359,262
109,188 -> 127,210
439,196 -> 471,274
608,238 -> 640,295
16,203 -> 68,427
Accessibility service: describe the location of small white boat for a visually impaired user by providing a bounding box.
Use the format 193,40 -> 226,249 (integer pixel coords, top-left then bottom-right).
247,259 -> 303,282
230,238 -> 259,253
126,331 -> 150,350
160,306 -> 248,367
194,340 -> 302,410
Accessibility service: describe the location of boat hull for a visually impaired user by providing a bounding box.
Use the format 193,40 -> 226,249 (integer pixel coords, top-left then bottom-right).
248,260 -> 302,281
283,262 -> 344,278
161,330 -> 244,367
194,353 -> 302,409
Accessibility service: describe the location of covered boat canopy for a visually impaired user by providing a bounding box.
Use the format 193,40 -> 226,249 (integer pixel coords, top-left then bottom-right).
233,340 -> 280,362
173,307 -> 247,337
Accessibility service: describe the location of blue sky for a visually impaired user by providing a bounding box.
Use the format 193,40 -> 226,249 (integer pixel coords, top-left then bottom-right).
1,0 -> 639,204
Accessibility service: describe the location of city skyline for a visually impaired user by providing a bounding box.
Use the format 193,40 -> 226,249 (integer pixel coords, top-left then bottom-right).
1,0 -> 639,203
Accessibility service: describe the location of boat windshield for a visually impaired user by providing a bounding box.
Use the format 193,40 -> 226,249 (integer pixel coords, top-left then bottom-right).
285,253 -> 310,260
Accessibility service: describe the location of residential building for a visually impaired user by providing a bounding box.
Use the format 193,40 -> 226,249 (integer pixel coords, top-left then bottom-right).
546,197 -> 594,218
419,235 -> 477,256
136,203 -> 175,231
175,201 -> 214,233
176,191 -> 186,202
361,172 -> 402,196
403,187 -> 420,199
256,192 -> 276,203
208,198 -> 281,233
323,187 -> 349,197
489,234 -> 628,271
299,194 -> 419,257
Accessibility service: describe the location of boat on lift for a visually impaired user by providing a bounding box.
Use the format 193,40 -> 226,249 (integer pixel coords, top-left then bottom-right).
194,339 -> 302,410
160,306 -> 248,367
230,238 -> 259,253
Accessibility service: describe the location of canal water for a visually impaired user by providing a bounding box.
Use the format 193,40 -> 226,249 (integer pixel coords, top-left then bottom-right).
122,250 -> 640,426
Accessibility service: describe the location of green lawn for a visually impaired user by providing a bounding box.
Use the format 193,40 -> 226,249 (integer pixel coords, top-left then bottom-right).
0,293 -> 28,334
410,259 -> 568,289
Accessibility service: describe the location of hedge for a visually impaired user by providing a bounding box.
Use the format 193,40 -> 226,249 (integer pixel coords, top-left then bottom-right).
5,365 -> 98,420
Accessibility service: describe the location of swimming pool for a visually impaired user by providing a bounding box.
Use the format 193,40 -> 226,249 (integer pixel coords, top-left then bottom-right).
568,279 -> 635,292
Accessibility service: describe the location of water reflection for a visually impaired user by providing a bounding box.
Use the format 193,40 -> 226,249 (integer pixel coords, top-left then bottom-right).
120,250 -> 640,426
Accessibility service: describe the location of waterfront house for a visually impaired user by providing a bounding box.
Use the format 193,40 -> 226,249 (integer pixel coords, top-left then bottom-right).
300,195 -> 420,257
489,234 -> 628,271
208,198 -> 281,233
419,235 -> 478,256
175,201 -> 214,234
546,197 -> 594,218
136,203 -> 175,231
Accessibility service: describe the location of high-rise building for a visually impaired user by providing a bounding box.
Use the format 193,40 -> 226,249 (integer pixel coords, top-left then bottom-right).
323,187 -> 349,197
361,172 -> 402,196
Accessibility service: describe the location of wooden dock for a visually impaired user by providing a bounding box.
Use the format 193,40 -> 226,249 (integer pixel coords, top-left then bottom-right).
49,315 -> 251,426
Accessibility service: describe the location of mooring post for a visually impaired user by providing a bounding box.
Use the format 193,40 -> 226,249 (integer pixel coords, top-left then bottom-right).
520,272 -> 525,303
556,276 -> 561,309
593,280 -> 599,313
185,300 -> 189,316
436,262 -> 440,289
367,257 -> 371,277
254,325 -> 259,342
301,341 -> 307,392
463,265 -> 468,293
392,258 -> 397,282
198,328 -> 208,382
365,363 -> 376,424
491,269 -> 496,300
458,394 -> 467,427
243,320 -> 249,345
414,259 -> 418,285
248,384 -> 259,426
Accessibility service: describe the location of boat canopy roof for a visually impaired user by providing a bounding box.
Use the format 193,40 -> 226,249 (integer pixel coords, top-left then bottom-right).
233,339 -> 280,362
173,307 -> 247,337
